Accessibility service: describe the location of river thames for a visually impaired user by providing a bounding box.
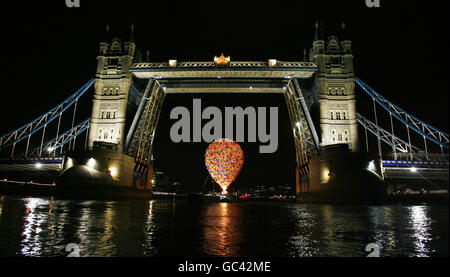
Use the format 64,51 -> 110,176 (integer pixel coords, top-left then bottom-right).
0,196 -> 447,257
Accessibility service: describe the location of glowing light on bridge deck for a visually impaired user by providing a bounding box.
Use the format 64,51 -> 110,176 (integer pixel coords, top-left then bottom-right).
35,163 -> 42,169
169,60 -> 177,67
214,53 -> 230,67
47,147 -> 55,153
87,158 -> 96,168
410,167 -> 418,173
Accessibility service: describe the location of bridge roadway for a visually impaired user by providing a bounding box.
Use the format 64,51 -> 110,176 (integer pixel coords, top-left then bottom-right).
382,159 -> 449,193
0,157 -> 63,172
0,156 -> 448,187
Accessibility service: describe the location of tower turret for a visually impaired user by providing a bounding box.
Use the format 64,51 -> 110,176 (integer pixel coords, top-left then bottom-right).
311,21 -> 325,58
340,22 -> 352,54
88,26 -> 137,153
311,23 -> 359,152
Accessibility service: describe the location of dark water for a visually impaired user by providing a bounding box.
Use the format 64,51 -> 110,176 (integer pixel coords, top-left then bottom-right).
0,196 -> 448,257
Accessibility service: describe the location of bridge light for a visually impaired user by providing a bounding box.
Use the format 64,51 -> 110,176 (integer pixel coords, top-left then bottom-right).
47,147 -> 55,153
35,163 -> 42,169
322,168 -> 331,181
367,160 -> 376,172
67,158 -> 73,169
108,167 -> 118,178
296,122 -> 301,130
410,167 -> 418,173
87,158 -> 96,168
268,59 -> 277,67
169,60 -> 177,67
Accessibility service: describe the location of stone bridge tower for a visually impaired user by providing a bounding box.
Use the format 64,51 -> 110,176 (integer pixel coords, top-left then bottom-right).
88,28 -> 136,153
309,23 -> 359,152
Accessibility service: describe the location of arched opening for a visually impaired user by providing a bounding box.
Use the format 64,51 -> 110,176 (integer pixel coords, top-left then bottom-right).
152,93 -> 297,195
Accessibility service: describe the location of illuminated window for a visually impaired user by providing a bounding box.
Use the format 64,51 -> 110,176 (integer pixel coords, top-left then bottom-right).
338,134 -> 343,141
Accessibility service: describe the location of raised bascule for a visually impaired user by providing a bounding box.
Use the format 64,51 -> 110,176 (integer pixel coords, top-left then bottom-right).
0,24 -> 448,202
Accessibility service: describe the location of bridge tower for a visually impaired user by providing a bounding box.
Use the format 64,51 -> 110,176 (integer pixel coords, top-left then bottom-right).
310,22 -> 359,152
88,27 -> 136,153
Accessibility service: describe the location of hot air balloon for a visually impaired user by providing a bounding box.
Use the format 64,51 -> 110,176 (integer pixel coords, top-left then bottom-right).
205,139 -> 244,194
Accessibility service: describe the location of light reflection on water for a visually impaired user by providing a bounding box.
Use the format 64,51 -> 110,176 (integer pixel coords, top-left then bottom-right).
408,206 -> 432,257
202,203 -> 242,257
0,197 -> 447,257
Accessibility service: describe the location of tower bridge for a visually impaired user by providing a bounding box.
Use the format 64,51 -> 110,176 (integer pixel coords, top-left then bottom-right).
0,25 -> 448,202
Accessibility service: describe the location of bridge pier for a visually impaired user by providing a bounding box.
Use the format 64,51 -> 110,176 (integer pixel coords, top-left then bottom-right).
296,146 -> 388,204
56,149 -> 152,199
295,166 -> 310,195
133,162 -> 153,191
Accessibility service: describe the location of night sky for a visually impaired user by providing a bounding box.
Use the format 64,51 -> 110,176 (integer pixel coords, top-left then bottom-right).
0,1 -> 448,190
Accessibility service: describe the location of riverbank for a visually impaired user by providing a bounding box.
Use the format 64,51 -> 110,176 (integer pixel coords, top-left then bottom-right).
1,182 -> 448,205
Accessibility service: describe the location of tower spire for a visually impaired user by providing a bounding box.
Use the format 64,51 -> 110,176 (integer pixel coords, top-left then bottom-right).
104,24 -> 110,43
314,21 -> 319,41
340,21 -> 349,41
129,23 -> 135,43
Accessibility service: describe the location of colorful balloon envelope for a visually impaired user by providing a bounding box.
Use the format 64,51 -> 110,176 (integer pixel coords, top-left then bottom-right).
205,139 -> 244,194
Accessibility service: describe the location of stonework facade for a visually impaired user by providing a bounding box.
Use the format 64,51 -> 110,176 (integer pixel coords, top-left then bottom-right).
88,37 -> 135,153
310,32 -> 359,152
